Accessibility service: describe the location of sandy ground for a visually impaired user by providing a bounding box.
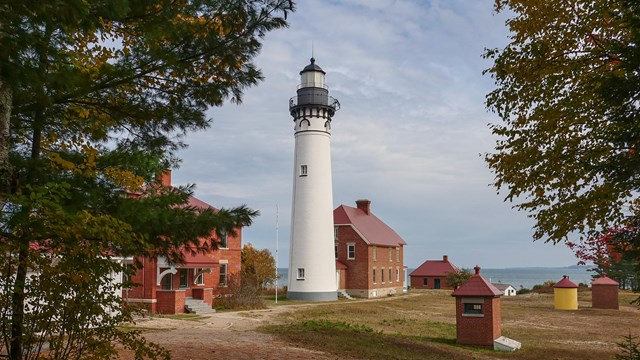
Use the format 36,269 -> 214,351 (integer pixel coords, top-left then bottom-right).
117,305 -> 341,360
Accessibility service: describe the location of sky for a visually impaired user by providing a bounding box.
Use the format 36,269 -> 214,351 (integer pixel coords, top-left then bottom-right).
171,0 -> 582,269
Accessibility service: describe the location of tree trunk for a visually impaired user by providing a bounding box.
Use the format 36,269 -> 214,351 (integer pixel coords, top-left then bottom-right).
8,247 -> 26,360
0,76 -> 11,202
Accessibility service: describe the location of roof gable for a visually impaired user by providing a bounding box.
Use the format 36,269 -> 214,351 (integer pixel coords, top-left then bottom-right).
410,259 -> 458,277
452,266 -> 502,297
554,275 -> 578,288
592,275 -> 619,286
334,204 -> 406,247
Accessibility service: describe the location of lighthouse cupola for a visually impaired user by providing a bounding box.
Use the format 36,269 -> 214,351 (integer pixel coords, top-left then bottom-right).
289,58 -> 340,123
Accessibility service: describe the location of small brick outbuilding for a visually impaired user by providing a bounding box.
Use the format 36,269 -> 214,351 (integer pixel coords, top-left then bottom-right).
591,274 -> 619,310
451,266 -> 503,347
410,255 -> 458,290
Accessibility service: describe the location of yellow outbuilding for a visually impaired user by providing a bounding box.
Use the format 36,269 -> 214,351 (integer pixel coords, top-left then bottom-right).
553,275 -> 578,310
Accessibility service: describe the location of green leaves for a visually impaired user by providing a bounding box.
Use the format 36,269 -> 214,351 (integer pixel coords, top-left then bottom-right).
485,0 -> 640,244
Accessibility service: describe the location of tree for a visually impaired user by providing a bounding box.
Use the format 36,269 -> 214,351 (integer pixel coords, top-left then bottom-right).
568,219 -> 640,290
445,268 -> 472,290
484,1 -> 640,248
241,243 -> 277,291
0,1 -> 293,358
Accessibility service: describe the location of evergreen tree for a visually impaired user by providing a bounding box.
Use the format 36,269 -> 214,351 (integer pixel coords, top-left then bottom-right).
0,1 -> 294,358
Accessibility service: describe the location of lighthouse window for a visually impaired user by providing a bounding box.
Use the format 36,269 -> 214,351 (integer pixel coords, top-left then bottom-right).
300,165 -> 307,177
347,243 -> 355,260
297,268 -> 305,280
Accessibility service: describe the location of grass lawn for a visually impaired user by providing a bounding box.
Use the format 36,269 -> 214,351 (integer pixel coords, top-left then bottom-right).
259,290 -> 640,360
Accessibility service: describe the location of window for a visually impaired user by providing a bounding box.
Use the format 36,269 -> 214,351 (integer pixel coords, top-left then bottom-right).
423,278 -> 428,286
334,226 -> 338,240
464,303 -> 483,315
297,268 -> 305,280
196,273 -> 204,285
179,269 -> 189,289
372,268 -> 377,283
388,268 -> 392,283
219,231 -> 228,248
160,270 -> 173,290
396,247 -> 400,262
300,164 -> 308,176
335,243 -> 338,259
219,264 -> 228,287
396,268 -> 400,282
381,268 -> 385,283
389,247 -> 392,261
347,243 -> 355,260
372,246 -> 376,261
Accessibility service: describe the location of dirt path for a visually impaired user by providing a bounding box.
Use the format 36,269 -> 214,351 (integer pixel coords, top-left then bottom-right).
118,304 -> 343,360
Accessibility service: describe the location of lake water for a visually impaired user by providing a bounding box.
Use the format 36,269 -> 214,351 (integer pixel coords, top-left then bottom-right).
275,267 -> 594,290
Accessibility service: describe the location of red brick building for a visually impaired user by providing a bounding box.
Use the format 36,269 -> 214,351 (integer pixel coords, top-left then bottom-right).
409,255 -> 458,289
451,266 -> 503,347
123,171 -> 242,314
334,199 -> 406,298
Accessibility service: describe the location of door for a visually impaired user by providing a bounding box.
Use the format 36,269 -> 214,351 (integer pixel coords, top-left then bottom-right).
434,278 -> 441,289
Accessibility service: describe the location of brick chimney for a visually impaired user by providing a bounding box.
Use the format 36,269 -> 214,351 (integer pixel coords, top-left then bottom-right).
159,169 -> 172,187
443,255 -> 449,262
356,199 -> 371,215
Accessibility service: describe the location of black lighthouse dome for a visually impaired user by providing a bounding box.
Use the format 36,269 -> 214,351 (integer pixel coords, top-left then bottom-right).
300,57 -> 326,75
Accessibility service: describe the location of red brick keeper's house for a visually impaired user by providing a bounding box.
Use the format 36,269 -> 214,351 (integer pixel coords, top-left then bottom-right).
410,255 -> 459,290
123,171 -> 242,314
334,199 -> 407,298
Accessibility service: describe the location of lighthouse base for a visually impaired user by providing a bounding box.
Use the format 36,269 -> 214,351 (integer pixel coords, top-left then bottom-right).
287,291 -> 337,301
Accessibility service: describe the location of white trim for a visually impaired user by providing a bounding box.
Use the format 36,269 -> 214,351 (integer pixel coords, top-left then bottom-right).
124,298 -> 157,304
157,267 -> 177,286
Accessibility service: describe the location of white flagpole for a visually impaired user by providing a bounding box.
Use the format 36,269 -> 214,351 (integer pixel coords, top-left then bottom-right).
275,204 -> 279,304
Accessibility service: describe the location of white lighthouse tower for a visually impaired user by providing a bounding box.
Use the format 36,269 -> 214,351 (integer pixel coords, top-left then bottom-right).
287,58 -> 340,301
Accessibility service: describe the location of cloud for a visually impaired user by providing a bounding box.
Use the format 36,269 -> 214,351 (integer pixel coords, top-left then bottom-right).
173,0 -> 578,269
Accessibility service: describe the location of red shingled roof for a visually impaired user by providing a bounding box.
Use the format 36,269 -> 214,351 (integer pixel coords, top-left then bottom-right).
592,274 -> 619,286
452,266 -> 502,297
410,258 -> 458,277
554,275 -> 578,288
333,204 -> 406,247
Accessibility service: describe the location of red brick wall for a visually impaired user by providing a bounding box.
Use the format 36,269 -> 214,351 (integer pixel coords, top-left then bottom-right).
156,290 -> 186,314
191,287 -> 213,306
592,285 -> 619,309
455,297 -> 501,347
410,276 -> 452,290
336,225 -> 404,297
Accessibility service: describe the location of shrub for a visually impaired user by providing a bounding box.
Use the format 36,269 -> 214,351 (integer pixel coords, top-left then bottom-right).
215,274 -> 266,310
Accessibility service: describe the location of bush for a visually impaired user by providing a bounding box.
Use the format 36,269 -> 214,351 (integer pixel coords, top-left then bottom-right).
215,274 -> 266,310
518,287 -> 532,295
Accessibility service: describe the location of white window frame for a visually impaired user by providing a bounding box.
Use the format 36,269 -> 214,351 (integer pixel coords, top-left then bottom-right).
372,246 -> 376,261
196,273 -> 204,286
347,243 -> 355,260
219,263 -> 228,287
219,231 -> 228,249
300,164 -> 308,177
297,268 -> 305,280
372,268 -> 377,284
